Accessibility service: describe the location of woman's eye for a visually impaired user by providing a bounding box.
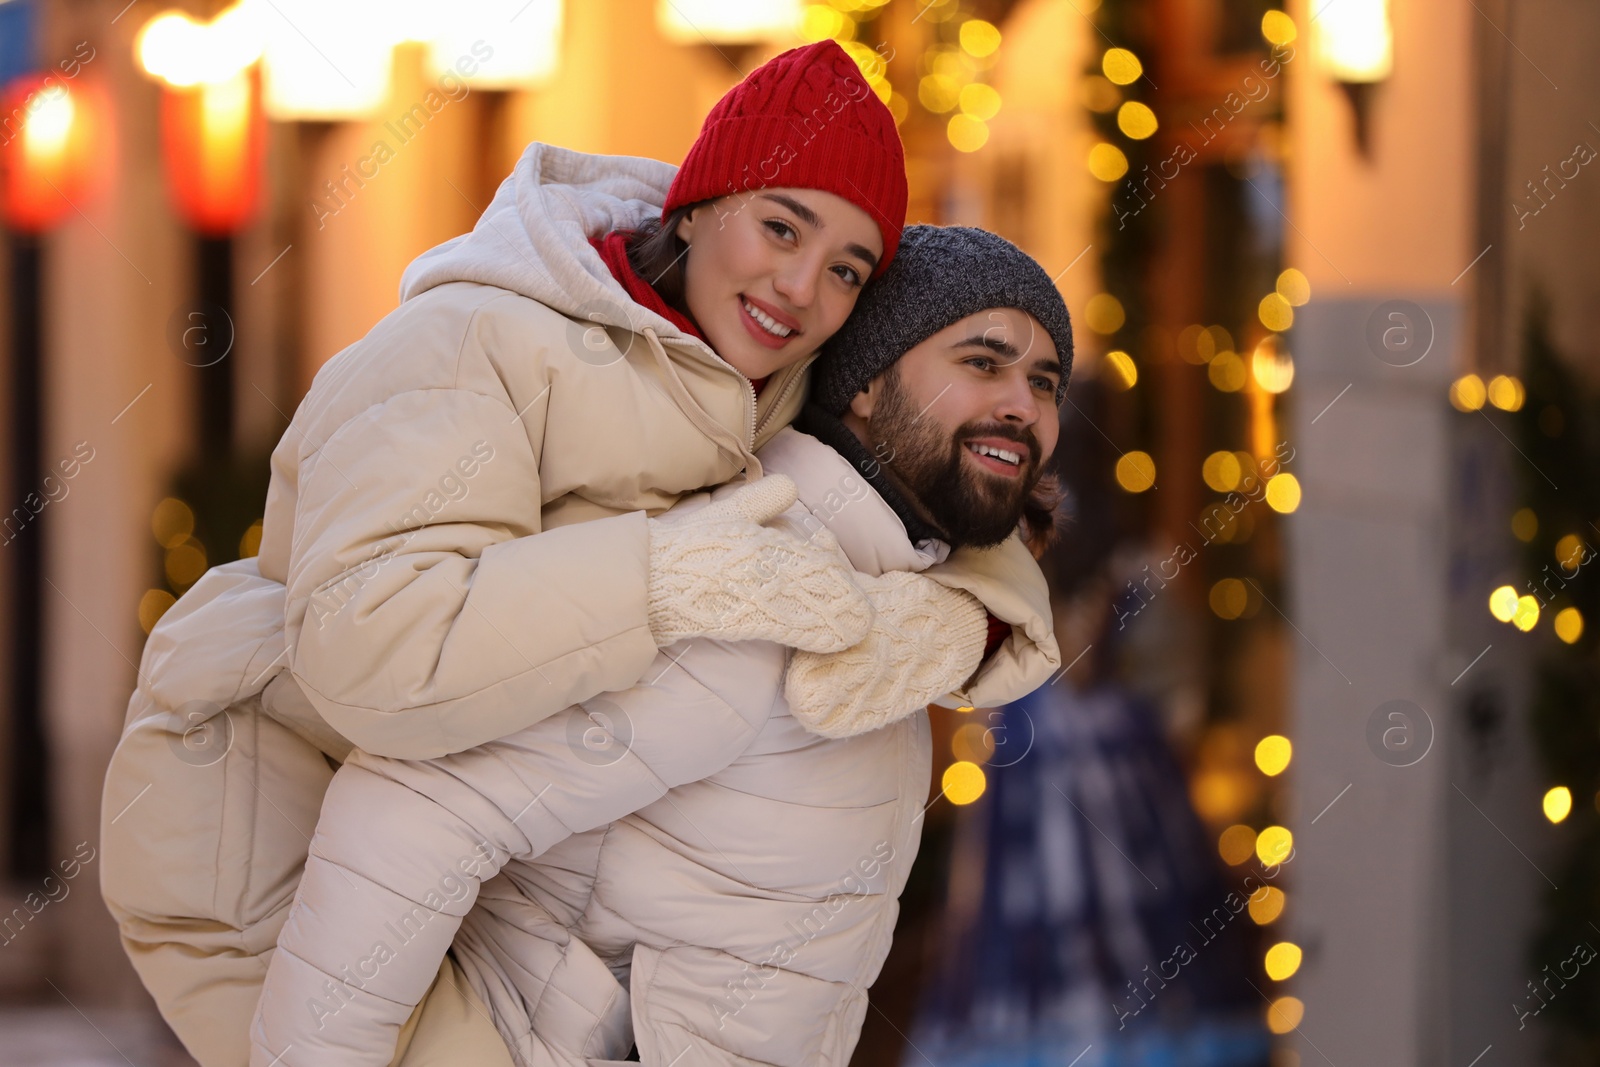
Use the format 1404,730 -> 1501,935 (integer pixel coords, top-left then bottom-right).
763,219 -> 796,242
832,264 -> 864,287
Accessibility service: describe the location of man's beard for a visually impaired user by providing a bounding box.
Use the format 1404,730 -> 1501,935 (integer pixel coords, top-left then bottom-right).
866,367 -> 1044,549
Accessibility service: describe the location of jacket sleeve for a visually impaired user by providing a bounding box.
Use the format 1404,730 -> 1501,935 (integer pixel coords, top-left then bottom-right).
920,531 -> 1062,709
250,646 -> 769,1067
283,384 -> 662,760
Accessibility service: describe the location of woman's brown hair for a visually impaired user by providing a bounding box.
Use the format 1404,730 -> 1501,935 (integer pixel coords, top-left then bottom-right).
623,201 -> 707,320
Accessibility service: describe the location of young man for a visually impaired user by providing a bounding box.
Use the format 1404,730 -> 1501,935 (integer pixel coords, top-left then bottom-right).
247,225 -> 1074,1067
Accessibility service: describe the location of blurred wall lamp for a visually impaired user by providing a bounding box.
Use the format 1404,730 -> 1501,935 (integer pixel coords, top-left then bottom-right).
655,0 -> 804,44
1316,0 -> 1393,158
137,7 -> 266,459
0,66 -> 97,879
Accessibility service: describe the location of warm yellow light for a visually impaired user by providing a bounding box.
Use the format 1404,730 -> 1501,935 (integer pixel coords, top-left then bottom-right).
138,589 -> 177,635
1265,942 -> 1303,980
1088,142 -> 1129,181
1219,824 -> 1257,865
959,18 -> 1002,57
258,0 -> 395,120
886,91 -> 909,125
1255,735 -> 1292,776
1261,10 -> 1298,46
1511,508 -> 1538,542
1486,374 -> 1526,412
22,90 -> 75,170
1555,534 -> 1585,571
1255,825 -> 1293,866
1115,452 -> 1157,493
1210,578 -> 1248,620
1103,350 -> 1138,390
1449,374 -> 1487,412
1203,451 -> 1244,492
919,74 -> 961,113
1081,74 -> 1120,113
165,541 -> 209,588
947,114 -> 989,152
656,0 -> 802,44
1102,47 -> 1142,85
1252,338 -> 1295,393
152,497 -> 197,549
1117,101 -> 1158,139
1544,786 -> 1573,824
952,722 -> 995,764
800,4 -> 850,41
1259,292 -> 1294,332
1208,351 -> 1247,392
1085,293 -> 1126,334
959,82 -> 1002,120
943,761 -> 987,805
1316,0 -> 1392,82
1266,996 -> 1305,1034
1513,595 -> 1540,632
1249,886 -> 1286,925
1555,607 -> 1584,644
424,0 -> 563,88
240,521 -> 264,559
137,6 -> 264,87
1275,267 -> 1310,306
1265,473 -> 1301,513
1488,585 -> 1519,623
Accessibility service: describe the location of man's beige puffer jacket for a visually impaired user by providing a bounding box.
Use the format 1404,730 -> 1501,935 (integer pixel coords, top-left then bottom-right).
250,427 -> 1059,1067
99,142 -> 1056,1067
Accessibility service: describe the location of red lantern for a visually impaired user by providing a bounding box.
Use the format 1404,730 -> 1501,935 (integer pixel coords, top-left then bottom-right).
159,65 -> 265,236
0,74 -> 97,233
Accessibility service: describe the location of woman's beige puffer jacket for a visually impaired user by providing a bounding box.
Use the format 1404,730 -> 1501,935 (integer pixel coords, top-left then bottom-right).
99,143 -> 1054,1067
250,426 -> 1059,1067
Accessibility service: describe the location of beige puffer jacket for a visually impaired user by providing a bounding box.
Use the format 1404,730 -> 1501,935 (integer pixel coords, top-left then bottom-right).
250,427 -> 1059,1067
99,143 -> 1051,1067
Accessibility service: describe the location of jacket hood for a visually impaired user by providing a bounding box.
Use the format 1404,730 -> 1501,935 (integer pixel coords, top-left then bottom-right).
399,142 -> 707,354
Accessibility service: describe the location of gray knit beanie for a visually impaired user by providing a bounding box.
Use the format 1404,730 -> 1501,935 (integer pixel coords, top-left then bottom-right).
809,224 -> 1074,417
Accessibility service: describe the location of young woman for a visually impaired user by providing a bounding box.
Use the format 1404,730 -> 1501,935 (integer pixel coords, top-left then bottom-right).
99,41 -> 1002,1067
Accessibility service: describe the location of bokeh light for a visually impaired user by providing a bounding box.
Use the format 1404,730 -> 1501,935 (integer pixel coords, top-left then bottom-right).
1089,142 -> 1130,181
1102,47 -> 1142,85
1255,735 -> 1292,776
1544,786 -> 1573,824
1554,607 -> 1584,644
943,761 -> 987,805
1116,451 -> 1157,492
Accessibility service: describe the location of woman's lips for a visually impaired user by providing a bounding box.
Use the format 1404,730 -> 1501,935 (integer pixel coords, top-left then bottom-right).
737,294 -> 799,350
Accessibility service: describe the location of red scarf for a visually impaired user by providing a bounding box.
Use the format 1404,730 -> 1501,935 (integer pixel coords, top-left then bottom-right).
590,232 -> 768,394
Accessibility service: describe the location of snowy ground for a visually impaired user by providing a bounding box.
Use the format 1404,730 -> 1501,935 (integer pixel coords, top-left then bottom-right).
0,1005 -> 196,1067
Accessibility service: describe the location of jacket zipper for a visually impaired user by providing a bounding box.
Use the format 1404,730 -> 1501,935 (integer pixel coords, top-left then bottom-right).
755,355 -> 819,441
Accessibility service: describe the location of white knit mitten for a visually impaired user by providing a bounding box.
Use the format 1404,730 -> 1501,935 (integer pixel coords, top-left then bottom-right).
784,570 -> 992,738
647,474 -> 874,652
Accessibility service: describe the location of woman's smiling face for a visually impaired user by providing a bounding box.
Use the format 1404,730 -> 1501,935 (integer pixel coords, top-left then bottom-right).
675,187 -> 884,381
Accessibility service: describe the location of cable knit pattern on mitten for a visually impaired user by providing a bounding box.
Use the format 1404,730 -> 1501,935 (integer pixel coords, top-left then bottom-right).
647,475 -> 874,652
785,570 -> 992,738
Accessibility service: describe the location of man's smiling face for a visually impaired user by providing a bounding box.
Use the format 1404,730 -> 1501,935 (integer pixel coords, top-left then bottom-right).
841,307 -> 1062,548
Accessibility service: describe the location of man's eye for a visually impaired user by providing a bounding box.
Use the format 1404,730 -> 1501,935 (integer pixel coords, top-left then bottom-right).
763,219 -> 796,241
967,357 -> 994,371
1032,377 -> 1056,391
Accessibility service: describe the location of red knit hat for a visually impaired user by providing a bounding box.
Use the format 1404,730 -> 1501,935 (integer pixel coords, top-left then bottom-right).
663,40 -> 907,276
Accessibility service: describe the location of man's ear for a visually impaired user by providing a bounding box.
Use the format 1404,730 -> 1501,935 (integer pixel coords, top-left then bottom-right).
847,379 -> 879,420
